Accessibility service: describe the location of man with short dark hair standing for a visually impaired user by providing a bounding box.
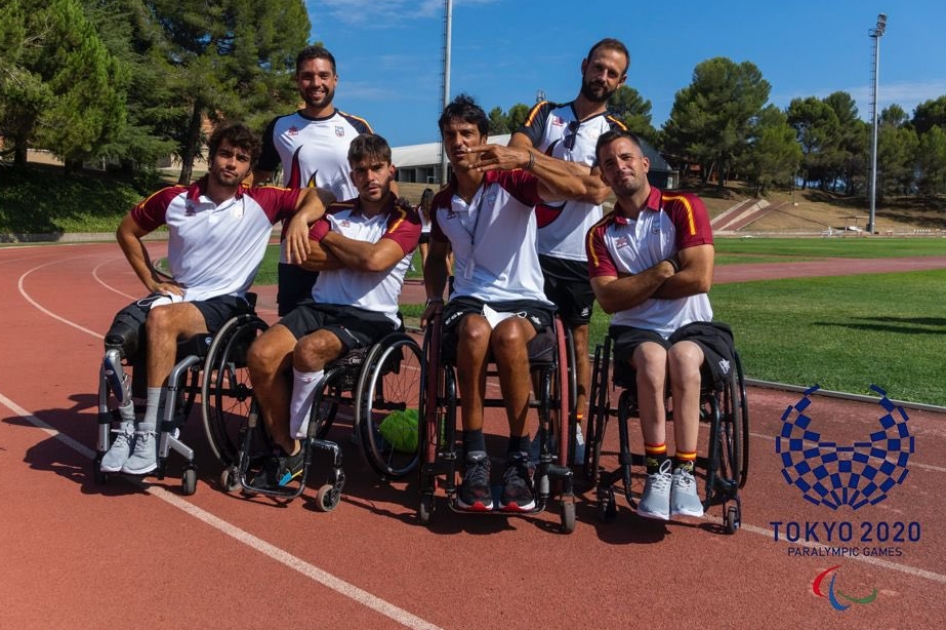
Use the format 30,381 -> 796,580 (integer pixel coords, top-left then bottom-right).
254,45 -> 374,316
509,38 -> 630,458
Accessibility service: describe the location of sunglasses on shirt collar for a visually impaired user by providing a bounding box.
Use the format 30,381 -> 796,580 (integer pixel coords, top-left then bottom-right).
564,120 -> 580,150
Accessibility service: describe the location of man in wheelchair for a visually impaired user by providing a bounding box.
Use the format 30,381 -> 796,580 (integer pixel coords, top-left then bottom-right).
587,130 -> 734,521
420,95 -> 599,512
246,133 -> 421,487
100,122 -> 332,476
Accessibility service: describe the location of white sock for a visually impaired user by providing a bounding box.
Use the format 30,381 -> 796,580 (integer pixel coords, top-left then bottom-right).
289,368 -> 324,439
118,400 -> 136,425
142,387 -> 164,427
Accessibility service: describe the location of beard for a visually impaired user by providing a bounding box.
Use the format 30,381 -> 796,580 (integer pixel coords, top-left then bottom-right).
301,85 -> 335,110
580,79 -> 617,104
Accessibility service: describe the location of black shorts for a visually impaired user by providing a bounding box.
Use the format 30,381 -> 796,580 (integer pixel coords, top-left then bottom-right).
539,254 -> 595,327
105,293 -> 252,361
418,233 -> 431,245
277,303 -> 399,353
277,263 -> 319,317
610,321 -> 736,386
440,296 -> 557,364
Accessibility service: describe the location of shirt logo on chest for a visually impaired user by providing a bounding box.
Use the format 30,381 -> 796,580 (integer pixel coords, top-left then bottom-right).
288,126 -> 299,136
335,126 -> 345,137
184,202 -> 197,217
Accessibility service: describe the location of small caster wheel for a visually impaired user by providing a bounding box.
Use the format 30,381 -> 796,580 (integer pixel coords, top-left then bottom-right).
419,493 -> 435,526
724,504 -> 740,535
315,484 -> 340,512
598,487 -> 616,523
219,467 -> 239,493
561,499 -> 576,534
181,467 -> 197,496
93,456 -> 109,485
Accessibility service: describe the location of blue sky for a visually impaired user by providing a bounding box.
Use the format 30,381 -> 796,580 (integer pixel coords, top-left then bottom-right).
305,0 -> 946,148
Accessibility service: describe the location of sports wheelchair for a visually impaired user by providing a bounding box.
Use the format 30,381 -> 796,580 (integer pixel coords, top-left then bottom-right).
417,310 -> 577,533
94,295 -> 267,495
226,330 -> 422,511
585,334 -> 749,533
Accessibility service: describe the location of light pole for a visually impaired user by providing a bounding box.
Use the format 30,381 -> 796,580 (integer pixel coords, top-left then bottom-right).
439,0 -> 453,185
868,13 -> 887,235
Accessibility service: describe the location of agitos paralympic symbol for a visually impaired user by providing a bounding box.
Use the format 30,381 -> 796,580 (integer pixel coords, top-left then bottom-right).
813,565 -> 878,611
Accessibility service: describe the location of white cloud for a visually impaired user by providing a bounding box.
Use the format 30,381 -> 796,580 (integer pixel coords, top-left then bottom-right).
307,0 -> 501,27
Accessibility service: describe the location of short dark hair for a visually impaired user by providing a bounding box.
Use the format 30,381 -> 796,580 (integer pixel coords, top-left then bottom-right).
208,121 -> 261,165
594,129 -> 643,164
296,45 -> 336,75
586,38 -> 630,74
438,94 -> 489,137
348,133 -> 392,165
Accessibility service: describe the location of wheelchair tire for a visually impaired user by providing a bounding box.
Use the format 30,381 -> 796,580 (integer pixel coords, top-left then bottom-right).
724,504 -> 740,535
202,315 -> 268,466
181,466 -> 197,496
315,484 -> 340,512
355,333 -> 422,480
419,493 -> 435,526
561,498 -> 576,534
219,466 -> 240,493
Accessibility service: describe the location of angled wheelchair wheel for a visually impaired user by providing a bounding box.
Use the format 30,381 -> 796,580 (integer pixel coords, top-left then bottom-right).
717,372 -> 744,493
201,315 -> 268,466
356,333 -> 422,480
733,351 -> 750,488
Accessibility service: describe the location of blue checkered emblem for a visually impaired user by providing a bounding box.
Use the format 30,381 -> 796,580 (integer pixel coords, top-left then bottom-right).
776,385 -> 913,510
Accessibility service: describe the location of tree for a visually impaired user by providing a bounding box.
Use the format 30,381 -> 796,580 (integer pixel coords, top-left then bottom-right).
0,0 -> 128,172
488,106 -> 509,135
786,97 -> 840,190
823,91 -> 868,194
877,105 -> 918,197
912,96 -> 946,135
145,0 -> 310,184
915,125 -> 946,195
607,85 -> 656,142
740,105 -> 801,196
506,103 -> 530,135
662,57 -> 770,187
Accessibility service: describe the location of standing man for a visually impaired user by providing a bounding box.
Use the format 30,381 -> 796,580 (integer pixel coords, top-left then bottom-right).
421,95 -> 594,512
247,134 -> 420,484
253,45 -> 374,316
509,38 -> 629,456
100,122 -> 330,475
587,130 -> 735,521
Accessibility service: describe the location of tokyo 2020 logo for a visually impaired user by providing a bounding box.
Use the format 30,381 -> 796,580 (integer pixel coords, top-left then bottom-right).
776,384 -> 913,510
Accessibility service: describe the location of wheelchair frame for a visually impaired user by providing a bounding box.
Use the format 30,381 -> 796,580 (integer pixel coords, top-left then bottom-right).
226,331 -> 423,511
585,335 -> 750,533
417,310 -> 577,533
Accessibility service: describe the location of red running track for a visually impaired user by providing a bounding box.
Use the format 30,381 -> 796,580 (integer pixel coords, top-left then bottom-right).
0,242 -> 944,630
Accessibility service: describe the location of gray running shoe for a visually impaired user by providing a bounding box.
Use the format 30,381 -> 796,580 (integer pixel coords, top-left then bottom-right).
670,466 -> 704,517
100,422 -> 136,473
637,459 -> 672,521
121,424 -> 158,475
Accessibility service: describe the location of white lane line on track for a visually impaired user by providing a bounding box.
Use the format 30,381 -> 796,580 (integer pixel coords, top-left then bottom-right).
18,260 -> 105,338
14,256 -> 446,630
0,391 -> 446,630
92,259 -> 139,299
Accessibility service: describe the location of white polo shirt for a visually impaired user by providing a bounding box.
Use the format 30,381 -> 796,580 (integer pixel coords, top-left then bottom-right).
517,101 -> 626,261
587,187 -> 714,338
430,170 -> 552,305
310,197 -> 421,324
131,180 -> 300,303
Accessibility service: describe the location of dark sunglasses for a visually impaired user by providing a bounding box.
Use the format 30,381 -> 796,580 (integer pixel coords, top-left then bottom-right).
564,120 -> 580,150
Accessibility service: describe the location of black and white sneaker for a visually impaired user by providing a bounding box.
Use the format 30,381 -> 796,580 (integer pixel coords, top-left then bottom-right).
457,451 -> 493,511
499,451 -> 535,512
